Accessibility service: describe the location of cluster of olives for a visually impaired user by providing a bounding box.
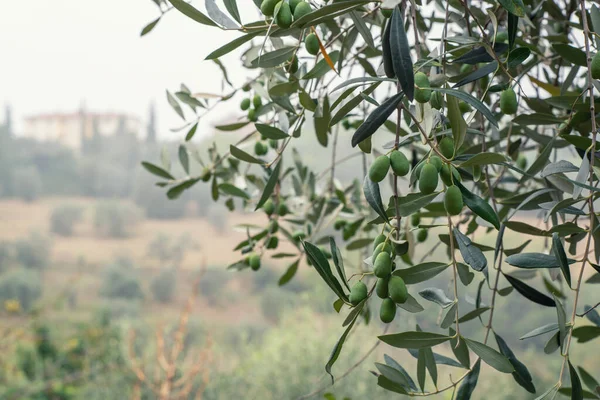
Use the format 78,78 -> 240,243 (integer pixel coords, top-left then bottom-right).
263,198 -> 289,217
240,92 -> 263,122
244,198 -> 292,272
260,0 -> 312,29
369,138 -> 464,217
368,150 -> 410,182
349,235 -> 409,323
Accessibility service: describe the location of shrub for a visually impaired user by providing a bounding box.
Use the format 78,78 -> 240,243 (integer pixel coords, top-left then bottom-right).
0,241 -> 13,272
259,287 -> 296,323
14,232 -> 51,270
198,269 -> 230,306
50,204 -> 83,236
94,200 -> 143,238
12,166 -> 42,202
0,268 -> 42,311
99,261 -> 144,300
150,269 -> 177,303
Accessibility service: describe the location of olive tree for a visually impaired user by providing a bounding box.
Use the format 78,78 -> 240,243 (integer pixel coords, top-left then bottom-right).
141,0 -> 600,397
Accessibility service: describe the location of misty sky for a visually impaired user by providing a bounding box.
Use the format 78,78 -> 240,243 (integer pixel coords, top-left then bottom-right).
1,0 -> 254,140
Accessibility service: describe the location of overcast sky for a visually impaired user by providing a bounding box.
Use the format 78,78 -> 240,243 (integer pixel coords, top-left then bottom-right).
0,0 -> 254,140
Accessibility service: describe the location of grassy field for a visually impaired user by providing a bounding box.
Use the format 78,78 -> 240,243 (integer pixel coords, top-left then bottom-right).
1,196 -> 598,399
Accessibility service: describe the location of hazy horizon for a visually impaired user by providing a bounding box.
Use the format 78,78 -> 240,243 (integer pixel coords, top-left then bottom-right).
0,0 -> 257,142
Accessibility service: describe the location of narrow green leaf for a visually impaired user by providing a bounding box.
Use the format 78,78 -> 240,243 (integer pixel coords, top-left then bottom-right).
255,161 -> 282,210
168,0 -> 217,26
385,355 -> 418,390
349,10 -> 374,49
446,90 -> 467,149
397,192 -> 439,216
456,181 -> 500,229
178,145 -> 189,174
456,360 -> 481,400
215,121 -> 250,131
206,32 -> 261,60
453,228 -> 487,271
393,262 -> 449,284
255,123 -> 288,139
378,331 -> 451,349
418,288 -> 454,308
504,273 -> 556,307
166,90 -> 184,120
326,316 -> 357,383
505,252 -> 574,269
330,83 -> 380,127
398,294 -> 425,313
450,328 -> 470,368
457,153 -> 507,168
315,96 -> 330,146
141,161 -> 175,180
569,360 -> 584,400
571,326 -> 600,343
520,323 -> 559,340
553,233 -> 571,286
389,7 -> 414,100
364,175 -> 389,224
453,61 -> 498,88
463,337 -> 513,373
458,307 -> 490,323
185,122 -> 198,141
278,260 -> 299,285
291,0 -> 371,29
218,183 -> 249,199
577,366 -> 600,393
167,178 -> 200,199
498,0 -> 525,17
223,0 -> 241,24
454,43 -> 509,64
432,88 -> 498,128
351,92 -> 404,147
330,238 -> 350,291
552,44 -> 587,67
375,363 -> 411,392
250,47 -> 296,68
508,47 -> 531,68
141,17 -> 161,36
495,333 -> 536,393
507,12 -> 519,49
230,144 -> 263,164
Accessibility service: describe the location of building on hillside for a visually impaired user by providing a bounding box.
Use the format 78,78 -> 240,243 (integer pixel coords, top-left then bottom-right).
22,107 -> 145,152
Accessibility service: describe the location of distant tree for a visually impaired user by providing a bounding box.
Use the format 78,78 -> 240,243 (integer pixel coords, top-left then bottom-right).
147,102 -> 157,144
4,104 -> 12,137
94,200 -> 143,238
0,268 -> 42,311
12,166 -> 42,202
50,204 -> 83,236
14,232 -> 51,270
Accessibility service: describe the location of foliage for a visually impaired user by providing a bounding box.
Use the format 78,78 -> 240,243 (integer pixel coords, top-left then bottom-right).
14,232 -> 52,270
99,258 -> 144,300
198,268 -> 231,306
93,200 -> 143,238
12,166 -> 42,202
150,268 -> 177,303
138,0 -> 600,397
50,204 -> 84,236
146,232 -> 198,267
0,268 -> 42,312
